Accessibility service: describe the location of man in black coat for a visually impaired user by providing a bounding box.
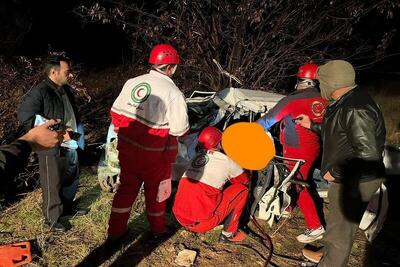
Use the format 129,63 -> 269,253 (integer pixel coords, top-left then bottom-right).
18,54 -> 87,232
297,60 -> 386,266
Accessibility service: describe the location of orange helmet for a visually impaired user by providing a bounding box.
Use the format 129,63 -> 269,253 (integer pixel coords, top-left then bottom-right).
297,63 -> 318,80
198,127 -> 222,150
149,44 -> 180,65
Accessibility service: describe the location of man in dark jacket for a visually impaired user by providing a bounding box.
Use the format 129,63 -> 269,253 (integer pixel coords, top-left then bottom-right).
297,60 -> 386,266
18,54 -> 86,232
1,120 -> 62,182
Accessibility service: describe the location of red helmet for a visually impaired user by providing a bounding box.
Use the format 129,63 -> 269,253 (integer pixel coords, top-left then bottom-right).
198,127 -> 222,150
297,63 -> 318,80
149,44 -> 180,65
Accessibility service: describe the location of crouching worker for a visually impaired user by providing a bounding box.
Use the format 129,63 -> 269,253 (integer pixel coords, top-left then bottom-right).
173,127 -> 250,242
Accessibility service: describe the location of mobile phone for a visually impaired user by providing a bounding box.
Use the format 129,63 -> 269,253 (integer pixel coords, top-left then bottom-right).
49,123 -> 66,132
68,131 -> 82,141
34,114 -> 66,132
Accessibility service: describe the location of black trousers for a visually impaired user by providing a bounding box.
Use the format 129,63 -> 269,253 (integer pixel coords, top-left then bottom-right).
38,148 -> 79,223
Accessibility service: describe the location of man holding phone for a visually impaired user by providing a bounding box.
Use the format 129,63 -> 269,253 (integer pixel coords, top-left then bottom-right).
18,53 -> 86,232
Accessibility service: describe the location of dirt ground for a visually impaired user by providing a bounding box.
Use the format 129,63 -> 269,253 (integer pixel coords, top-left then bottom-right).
79,201 -> 371,267
1,168 -> 399,267
75,170 -> 394,267
131,208 -> 369,267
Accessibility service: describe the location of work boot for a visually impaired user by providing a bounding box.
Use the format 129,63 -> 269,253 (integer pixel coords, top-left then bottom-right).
220,230 -> 247,243
296,226 -> 325,243
302,247 -> 323,263
61,207 -> 89,217
105,230 -> 129,250
150,226 -> 174,241
45,221 -> 67,233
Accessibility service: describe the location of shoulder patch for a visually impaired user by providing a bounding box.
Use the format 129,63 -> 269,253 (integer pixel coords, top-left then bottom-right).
311,100 -> 326,117
131,82 -> 151,103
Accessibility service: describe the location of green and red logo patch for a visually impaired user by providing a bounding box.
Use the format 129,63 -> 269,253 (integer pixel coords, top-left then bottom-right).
131,82 -> 151,103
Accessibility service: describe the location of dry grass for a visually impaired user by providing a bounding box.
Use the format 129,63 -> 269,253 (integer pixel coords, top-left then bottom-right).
0,168 -> 113,266
0,167 -> 373,267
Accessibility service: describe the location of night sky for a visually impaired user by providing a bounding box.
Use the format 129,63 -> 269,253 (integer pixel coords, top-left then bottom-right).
1,0 -> 129,68
1,0 -> 400,76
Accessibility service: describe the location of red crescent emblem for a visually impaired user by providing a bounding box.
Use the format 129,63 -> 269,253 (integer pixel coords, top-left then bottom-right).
311,101 -> 325,117
136,88 -> 145,98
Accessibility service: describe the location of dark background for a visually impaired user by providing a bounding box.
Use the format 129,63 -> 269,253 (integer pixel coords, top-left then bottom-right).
0,0 -> 129,68
1,0 -> 399,76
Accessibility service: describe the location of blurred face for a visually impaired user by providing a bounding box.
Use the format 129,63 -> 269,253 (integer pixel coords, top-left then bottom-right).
50,61 -> 71,86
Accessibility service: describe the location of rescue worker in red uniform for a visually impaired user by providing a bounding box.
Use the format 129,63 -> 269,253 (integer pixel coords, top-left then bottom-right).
108,44 -> 189,240
173,127 -> 250,242
257,63 -> 329,243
